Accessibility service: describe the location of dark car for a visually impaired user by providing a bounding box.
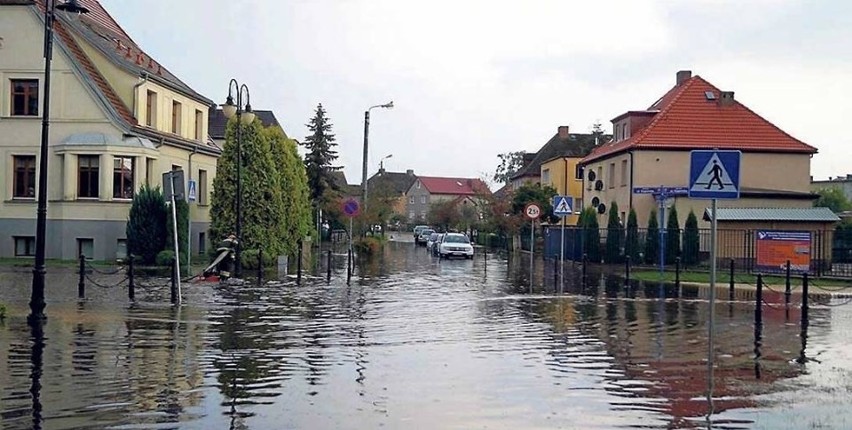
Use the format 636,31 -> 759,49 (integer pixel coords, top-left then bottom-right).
416,229 -> 434,246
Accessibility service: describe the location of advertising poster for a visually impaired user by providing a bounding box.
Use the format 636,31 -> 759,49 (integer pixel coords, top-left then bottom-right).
755,230 -> 811,274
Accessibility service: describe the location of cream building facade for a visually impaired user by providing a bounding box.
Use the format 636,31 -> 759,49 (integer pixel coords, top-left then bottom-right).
1,0 -> 220,260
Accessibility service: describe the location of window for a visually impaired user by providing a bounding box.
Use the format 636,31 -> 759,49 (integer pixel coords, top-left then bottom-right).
421,196 -> 426,204
146,90 -> 157,127
78,155 -> 100,198
409,196 -> 414,204
198,169 -> 208,205
409,212 -> 415,220
608,163 -> 615,188
171,100 -> 182,134
542,168 -> 551,186
198,232 -> 206,255
621,160 -> 628,186
194,109 -> 203,140
116,239 -> 127,260
575,164 -> 584,180
14,236 -> 36,257
416,181 -> 421,189
113,156 -> 134,199
14,155 -> 36,198
77,238 -> 94,260
11,79 -> 39,116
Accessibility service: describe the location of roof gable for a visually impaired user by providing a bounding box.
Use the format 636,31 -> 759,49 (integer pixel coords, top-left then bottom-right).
368,171 -> 417,195
584,75 -> 817,163
511,132 -> 600,180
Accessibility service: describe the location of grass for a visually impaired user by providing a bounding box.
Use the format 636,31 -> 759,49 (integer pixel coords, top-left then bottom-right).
631,268 -> 852,287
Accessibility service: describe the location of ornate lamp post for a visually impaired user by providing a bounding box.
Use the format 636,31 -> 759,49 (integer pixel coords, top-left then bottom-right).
221,80 -> 255,278
361,101 -> 393,214
29,0 -> 90,326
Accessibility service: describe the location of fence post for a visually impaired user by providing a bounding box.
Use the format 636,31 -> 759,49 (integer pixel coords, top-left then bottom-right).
347,247 -> 352,285
257,249 -> 263,282
785,259 -> 792,307
170,258 -> 178,304
755,274 -> 763,327
128,254 -> 135,301
802,273 -> 809,326
78,254 -> 86,299
297,240 -> 303,285
625,255 -> 631,287
675,256 -> 681,288
729,258 -> 735,301
582,253 -> 588,285
327,250 -> 332,282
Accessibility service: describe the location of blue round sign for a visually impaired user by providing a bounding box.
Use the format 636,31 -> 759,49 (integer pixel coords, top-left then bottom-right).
342,199 -> 360,217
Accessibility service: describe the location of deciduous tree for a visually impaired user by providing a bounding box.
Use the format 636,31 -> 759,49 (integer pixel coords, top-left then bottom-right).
493,151 -> 526,184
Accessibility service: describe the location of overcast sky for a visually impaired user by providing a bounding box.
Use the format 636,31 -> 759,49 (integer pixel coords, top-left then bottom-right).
106,0 -> 851,188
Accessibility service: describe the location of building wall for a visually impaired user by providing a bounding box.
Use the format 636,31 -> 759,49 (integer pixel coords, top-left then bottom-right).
405,179 -> 431,221
540,157 -> 583,225
0,6 -> 218,259
811,176 -> 852,203
583,149 -> 814,228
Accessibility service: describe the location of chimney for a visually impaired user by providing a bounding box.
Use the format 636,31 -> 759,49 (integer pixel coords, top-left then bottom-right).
557,125 -> 570,139
406,169 -> 414,176
676,70 -> 692,86
719,91 -> 735,106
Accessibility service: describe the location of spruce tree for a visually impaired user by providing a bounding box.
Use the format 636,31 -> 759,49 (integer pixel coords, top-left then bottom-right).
604,202 -> 623,264
644,209 -> 659,265
126,184 -> 167,264
624,208 -> 640,263
666,206 -> 681,264
682,209 -> 700,266
581,207 -> 601,263
302,104 -> 341,204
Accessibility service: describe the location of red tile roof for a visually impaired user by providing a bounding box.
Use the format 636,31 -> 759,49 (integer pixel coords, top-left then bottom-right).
583,75 -> 817,164
418,177 -> 490,196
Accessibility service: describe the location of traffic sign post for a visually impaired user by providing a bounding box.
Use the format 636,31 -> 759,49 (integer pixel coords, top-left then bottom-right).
552,196 -> 573,293
524,203 -> 541,290
342,199 -> 360,275
688,150 -> 741,400
632,186 -> 689,276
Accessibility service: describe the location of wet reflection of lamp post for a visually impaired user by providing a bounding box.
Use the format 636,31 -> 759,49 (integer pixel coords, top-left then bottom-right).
29,0 -> 90,326
221,80 -> 255,278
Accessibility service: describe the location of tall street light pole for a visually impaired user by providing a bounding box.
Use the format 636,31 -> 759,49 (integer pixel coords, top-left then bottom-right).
379,154 -> 392,172
221,80 -> 255,278
361,101 -> 393,215
29,0 -> 90,326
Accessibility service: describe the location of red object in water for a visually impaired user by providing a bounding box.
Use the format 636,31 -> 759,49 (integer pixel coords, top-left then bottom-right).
197,275 -> 219,283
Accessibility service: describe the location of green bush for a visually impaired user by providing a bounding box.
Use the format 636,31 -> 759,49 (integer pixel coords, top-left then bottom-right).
166,198 -> 189,260
126,184 -> 167,265
579,207 -> 601,263
604,201 -> 623,264
241,248 -> 277,270
354,237 -> 383,256
155,250 -> 176,267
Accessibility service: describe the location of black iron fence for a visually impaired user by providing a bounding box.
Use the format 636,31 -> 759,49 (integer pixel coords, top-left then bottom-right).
539,226 -> 851,279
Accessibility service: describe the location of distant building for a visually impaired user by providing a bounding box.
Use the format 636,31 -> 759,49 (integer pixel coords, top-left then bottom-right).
366,169 -> 418,215
405,176 -> 490,222
581,70 -> 818,227
207,108 -> 282,147
811,175 -> 852,204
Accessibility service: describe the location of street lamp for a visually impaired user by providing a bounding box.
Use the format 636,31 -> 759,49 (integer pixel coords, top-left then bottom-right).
361,101 -> 393,213
221,79 -> 254,278
379,153 -> 393,172
29,0 -> 90,326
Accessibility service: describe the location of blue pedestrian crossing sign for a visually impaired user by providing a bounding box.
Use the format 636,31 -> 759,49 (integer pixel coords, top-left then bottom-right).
187,179 -> 197,202
552,196 -> 573,216
688,150 -> 741,199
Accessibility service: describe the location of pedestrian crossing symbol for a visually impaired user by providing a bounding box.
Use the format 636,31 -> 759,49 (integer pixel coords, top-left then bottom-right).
552,196 -> 573,216
688,150 -> 741,199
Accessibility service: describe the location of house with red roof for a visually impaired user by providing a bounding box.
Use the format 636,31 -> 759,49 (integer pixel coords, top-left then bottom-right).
580,70 -> 818,227
0,0 -> 221,260
405,176 -> 490,222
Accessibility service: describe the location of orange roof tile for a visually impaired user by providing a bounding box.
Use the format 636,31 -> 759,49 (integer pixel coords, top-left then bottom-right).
583,75 -> 817,164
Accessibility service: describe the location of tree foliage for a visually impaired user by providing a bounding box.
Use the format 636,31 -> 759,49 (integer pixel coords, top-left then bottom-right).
666,206 -> 680,264
644,209 -> 659,265
126,184 -> 167,264
267,126 -> 312,256
511,182 -> 559,224
624,208 -> 640,263
814,187 -> 852,213
682,210 -> 700,266
579,207 -> 601,263
493,151 -> 526,184
428,200 -> 459,232
165,198 -> 189,263
302,103 -> 341,205
605,202 -> 623,263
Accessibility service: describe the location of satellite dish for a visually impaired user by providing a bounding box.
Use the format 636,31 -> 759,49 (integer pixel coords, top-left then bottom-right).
594,180 -> 604,191
588,170 -> 597,181
597,203 -> 606,214
591,196 -> 600,207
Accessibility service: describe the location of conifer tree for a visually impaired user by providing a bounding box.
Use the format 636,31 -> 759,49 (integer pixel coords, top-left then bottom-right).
581,207 -> 601,263
126,184 -> 167,264
605,202 -> 623,264
267,126 -> 313,256
682,210 -> 700,266
624,208 -> 640,263
644,209 -> 659,265
666,206 -> 681,264
302,104 -> 341,204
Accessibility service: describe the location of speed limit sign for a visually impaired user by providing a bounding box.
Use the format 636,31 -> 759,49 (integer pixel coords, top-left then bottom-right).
524,203 -> 541,220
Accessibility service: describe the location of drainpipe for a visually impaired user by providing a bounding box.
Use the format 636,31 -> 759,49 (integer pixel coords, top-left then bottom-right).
131,72 -> 150,119
187,145 -> 198,275
628,150 -> 635,211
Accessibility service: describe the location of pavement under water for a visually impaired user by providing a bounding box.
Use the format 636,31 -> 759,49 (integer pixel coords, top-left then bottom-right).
1,240 -> 852,429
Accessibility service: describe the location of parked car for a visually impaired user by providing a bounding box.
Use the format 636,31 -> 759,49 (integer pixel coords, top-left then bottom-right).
413,225 -> 430,240
416,229 -> 435,246
437,233 -> 474,259
431,233 -> 445,257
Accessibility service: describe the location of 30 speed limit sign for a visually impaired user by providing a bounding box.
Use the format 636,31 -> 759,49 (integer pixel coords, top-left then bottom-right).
524,203 -> 541,220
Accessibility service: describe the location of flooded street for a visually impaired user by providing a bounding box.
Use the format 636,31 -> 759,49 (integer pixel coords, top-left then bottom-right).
2,241 -> 852,429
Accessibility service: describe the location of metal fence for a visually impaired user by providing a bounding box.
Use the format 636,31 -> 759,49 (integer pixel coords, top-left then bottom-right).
541,226 -> 851,279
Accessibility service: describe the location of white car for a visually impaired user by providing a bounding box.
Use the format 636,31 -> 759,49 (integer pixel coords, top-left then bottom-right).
438,233 -> 474,259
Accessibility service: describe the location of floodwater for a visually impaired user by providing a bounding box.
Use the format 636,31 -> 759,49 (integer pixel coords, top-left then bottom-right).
2,241 -> 852,429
